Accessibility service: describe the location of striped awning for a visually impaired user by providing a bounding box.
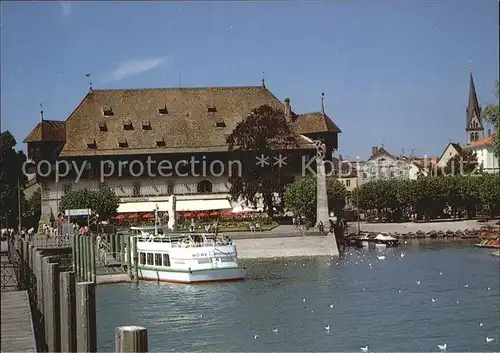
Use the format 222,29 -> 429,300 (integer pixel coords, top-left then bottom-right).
117,202 -> 169,214
176,199 -> 231,212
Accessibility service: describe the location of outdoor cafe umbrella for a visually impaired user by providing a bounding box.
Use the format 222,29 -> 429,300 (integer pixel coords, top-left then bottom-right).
142,213 -> 154,219
183,212 -> 195,218
209,211 -> 219,216
127,213 -> 139,219
114,214 -> 127,220
197,212 -> 209,218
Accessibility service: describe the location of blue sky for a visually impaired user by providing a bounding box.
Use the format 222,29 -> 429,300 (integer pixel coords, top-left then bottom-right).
1,1 -> 498,159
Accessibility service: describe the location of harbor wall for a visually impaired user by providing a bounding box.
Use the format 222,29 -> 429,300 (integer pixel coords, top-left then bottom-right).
233,233 -> 338,259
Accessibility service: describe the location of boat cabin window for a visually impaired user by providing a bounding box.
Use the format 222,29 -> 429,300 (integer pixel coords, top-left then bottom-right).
139,253 -> 146,265
163,254 -> 170,267
192,235 -> 203,243
154,254 -> 162,266
146,253 -> 153,265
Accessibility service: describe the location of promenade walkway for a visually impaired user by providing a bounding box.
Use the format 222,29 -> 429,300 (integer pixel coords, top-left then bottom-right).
1,291 -> 37,353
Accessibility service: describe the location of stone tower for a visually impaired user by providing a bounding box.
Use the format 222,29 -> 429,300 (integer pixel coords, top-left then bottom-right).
465,72 -> 484,144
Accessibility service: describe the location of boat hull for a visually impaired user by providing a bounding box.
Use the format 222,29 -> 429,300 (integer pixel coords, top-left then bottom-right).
137,266 -> 246,284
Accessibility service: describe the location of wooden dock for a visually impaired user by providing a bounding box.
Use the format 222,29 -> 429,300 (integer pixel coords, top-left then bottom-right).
0,290 -> 37,353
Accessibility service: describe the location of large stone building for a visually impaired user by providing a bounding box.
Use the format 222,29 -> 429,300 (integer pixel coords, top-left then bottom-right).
24,84 -> 341,222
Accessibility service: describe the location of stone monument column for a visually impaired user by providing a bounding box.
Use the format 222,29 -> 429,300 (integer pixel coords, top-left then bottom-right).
313,140 -> 339,256
167,195 -> 177,230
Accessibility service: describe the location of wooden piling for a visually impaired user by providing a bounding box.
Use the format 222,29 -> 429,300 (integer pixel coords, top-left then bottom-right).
60,271 -> 77,353
110,233 -> 116,256
28,244 -> 34,269
120,233 -> 126,267
44,261 -> 61,352
84,236 -> 90,282
90,235 -> 96,283
35,251 -> 44,310
133,236 -> 139,283
76,282 -> 97,353
126,235 -> 132,279
72,234 -> 77,274
78,236 -> 84,280
115,326 -> 148,353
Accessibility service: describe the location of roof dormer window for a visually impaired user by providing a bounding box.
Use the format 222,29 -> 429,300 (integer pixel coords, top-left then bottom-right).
103,107 -> 114,116
141,120 -> 151,130
207,106 -> 217,113
158,105 -> 168,115
156,137 -> 166,147
86,138 -> 97,148
215,120 -> 226,128
122,119 -> 133,130
99,121 -> 107,131
118,138 -> 128,148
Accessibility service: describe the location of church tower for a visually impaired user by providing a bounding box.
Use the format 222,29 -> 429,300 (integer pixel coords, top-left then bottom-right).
465,72 -> 484,144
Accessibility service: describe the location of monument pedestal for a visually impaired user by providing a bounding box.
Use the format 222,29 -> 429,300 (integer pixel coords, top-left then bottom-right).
316,153 -> 339,257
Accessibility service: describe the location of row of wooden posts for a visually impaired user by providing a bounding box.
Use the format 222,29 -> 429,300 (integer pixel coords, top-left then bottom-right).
72,233 -> 140,284
14,235 -> 149,352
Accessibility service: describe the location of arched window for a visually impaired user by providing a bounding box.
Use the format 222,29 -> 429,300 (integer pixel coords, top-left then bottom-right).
197,180 -> 213,193
474,132 -> 479,141
470,133 -> 475,142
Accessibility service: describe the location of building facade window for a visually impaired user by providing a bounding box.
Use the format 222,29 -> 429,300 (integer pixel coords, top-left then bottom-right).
146,253 -> 153,265
197,180 -> 213,193
132,182 -> 141,196
167,182 -> 175,194
346,180 -> 351,187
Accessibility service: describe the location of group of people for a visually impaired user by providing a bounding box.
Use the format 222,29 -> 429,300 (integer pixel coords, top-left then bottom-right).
1,227 -> 36,241
248,222 -> 261,232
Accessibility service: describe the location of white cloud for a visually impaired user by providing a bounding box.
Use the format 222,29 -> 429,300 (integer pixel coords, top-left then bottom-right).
107,57 -> 169,82
60,1 -> 72,18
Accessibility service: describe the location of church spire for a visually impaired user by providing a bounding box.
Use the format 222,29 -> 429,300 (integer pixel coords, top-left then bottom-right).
466,72 -> 481,125
465,72 -> 484,144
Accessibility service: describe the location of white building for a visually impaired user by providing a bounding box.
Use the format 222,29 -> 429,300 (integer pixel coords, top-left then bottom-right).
358,147 -> 425,182
464,133 -> 499,173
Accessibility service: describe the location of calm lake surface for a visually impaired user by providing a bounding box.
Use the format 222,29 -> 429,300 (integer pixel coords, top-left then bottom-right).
97,243 -> 500,352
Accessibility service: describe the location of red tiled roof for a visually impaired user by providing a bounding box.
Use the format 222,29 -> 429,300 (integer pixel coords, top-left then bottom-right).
465,134 -> 496,148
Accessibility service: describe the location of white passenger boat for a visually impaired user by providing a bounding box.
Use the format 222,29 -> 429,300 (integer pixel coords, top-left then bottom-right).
128,226 -> 246,284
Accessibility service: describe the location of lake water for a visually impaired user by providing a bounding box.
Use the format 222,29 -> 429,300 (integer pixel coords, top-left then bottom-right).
96,242 -> 500,352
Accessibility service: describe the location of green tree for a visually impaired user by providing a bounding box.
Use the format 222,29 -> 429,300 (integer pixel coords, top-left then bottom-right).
283,176 -> 347,226
24,188 -> 42,227
283,177 -> 316,226
326,177 -> 347,215
226,104 -> 300,217
0,131 -> 28,228
59,187 -> 119,221
481,80 -> 500,157
443,149 -> 479,175
478,173 -> 500,217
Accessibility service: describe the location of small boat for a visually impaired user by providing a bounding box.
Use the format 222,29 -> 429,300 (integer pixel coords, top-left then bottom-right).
373,234 -> 399,247
359,233 -> 399,248
127,226 -> 246,284
474,239 -> 500,249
